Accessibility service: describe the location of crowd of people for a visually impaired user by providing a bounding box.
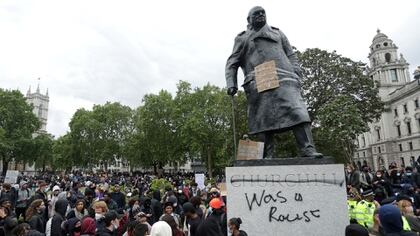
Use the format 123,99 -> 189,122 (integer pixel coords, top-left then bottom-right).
345,158 -> 420,236
0,172 -> 247,236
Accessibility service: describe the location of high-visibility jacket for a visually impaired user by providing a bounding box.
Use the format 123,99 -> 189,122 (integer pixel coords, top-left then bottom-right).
354,200 -> 376,228
353,201 -> 367,226
347,200 -> 358,221
402,216 -> 411,231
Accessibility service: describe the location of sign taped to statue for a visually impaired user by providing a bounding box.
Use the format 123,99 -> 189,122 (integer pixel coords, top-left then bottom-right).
255,60 -> 280,93
237,139 -> 264,160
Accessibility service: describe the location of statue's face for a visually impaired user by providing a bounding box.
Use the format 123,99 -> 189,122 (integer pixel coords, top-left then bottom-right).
250,7 -> 266,29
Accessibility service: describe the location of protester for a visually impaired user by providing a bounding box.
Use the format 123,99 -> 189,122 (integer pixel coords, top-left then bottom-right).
110,184 -> 126,210
161,215 -> 185,236
160,201 -> 181,227
345,223 -> 369,236
80,217 -> 96,236
49,199 -> 68,236
96,210 -> 121,236
150,221 -> 172,236
67,199 -> 88,220
379,204 -> 417,236
197,198 -> 225,236
16,181 -> 31,221
228,217 -> 247,236
25,199 -> 45,233
182,202 -> 202,236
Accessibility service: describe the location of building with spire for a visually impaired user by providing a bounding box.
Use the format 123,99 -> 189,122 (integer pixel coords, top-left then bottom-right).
26,80 -> 49,133
354,30 -> 420,170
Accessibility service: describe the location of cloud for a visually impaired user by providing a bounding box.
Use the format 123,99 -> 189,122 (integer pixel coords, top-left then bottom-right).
0,0 -> 419,136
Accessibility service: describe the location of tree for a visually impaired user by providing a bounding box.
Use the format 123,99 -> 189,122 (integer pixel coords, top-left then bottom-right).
0,89 -> 40,175
175,82 -> 247,177
32,133 -> 53,171
297,48 -> 383,162
69,102 -> 134,169
51,134 -> 74,171
130,90 -> 185,171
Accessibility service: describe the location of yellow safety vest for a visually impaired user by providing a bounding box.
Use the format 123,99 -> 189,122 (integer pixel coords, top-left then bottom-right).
363,201 -> 376,228
354,201 -> 367,226
347,200 -> 358,221
402,216 -> 411,231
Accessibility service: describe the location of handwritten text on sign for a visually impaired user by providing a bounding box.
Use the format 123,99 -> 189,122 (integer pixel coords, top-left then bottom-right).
226,165 -> 348,236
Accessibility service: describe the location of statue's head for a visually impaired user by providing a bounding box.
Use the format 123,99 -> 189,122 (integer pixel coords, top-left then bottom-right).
247,6 -> 266,30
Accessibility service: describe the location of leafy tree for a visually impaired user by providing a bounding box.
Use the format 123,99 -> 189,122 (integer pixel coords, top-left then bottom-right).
51,134 -> 74,171
0,89 -> 40,175
176,83 -> 245,177
130,90 -> 185,171
69,102 -> 134,169
297,48 -> 383,162
32,133 -> 53,171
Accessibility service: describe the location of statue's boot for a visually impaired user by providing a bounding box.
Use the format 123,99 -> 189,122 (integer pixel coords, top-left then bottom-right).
258,132 -> 274,159
293,123 -> 323,158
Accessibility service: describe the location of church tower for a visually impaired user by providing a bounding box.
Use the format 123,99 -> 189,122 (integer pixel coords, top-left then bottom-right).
26,80 -> 49,133
368,29 -> 411,99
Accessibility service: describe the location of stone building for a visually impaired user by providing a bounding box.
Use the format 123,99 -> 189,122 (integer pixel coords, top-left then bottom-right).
26,82 -> 49,133
354,30 -> 420,170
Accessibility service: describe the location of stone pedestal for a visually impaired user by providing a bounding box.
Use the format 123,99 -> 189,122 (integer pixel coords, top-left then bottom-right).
226,158 -> 348,236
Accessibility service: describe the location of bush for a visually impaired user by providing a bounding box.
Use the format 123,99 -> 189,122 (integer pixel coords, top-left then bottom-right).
150,178 -> 173,192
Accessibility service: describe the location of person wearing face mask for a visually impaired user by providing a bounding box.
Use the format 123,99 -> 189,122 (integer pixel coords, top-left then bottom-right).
48,185 -> 61,218
33,181 -> 49,223
63,217 -> 82,236
25,199 -> 46,233
372,170 -> 393,198
360,166 -> 373,191
402,167 -> 415,186
96,210 -> 121,236
398,199 -> 420,233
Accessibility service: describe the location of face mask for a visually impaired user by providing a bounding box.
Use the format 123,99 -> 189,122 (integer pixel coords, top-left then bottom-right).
407,173 -> 412,176
397,173 -> 401,176
376,175 -> 382,178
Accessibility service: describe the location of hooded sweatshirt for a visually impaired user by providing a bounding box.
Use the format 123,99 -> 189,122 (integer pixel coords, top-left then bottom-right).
379,204 -> 417,236
150,221 -> 172,236
51,199 -> 68,236
80,217 -> 96,236
151,190 -> 163,223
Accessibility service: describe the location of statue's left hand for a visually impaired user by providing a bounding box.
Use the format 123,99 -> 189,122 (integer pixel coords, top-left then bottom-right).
227,87 -> 238,96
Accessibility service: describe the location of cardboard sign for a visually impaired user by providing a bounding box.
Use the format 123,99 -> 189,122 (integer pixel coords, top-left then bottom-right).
4,170 -> 19,184
237,139 -> 264,160
255,60 -> 280,92
226,164 -> 348,236
194,173 -> 206,190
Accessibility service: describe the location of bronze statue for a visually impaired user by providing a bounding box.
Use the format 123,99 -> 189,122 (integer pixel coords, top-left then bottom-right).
225,6 -> 322,158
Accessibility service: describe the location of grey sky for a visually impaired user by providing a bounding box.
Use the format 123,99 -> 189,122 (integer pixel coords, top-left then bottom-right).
0,0 -> 419,137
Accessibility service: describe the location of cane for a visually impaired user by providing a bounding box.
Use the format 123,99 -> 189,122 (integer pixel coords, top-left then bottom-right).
230,95 -> 237,163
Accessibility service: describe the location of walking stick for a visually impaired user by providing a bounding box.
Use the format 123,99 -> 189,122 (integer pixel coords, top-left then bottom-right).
230,95 -> 237,164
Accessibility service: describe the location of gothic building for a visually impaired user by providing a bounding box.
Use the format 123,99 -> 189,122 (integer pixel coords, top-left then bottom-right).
354,30 -> 420,170
26,83 -> 49,133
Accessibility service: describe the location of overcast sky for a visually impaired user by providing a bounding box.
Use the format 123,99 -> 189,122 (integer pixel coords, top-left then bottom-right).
1,0 -> 419,137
